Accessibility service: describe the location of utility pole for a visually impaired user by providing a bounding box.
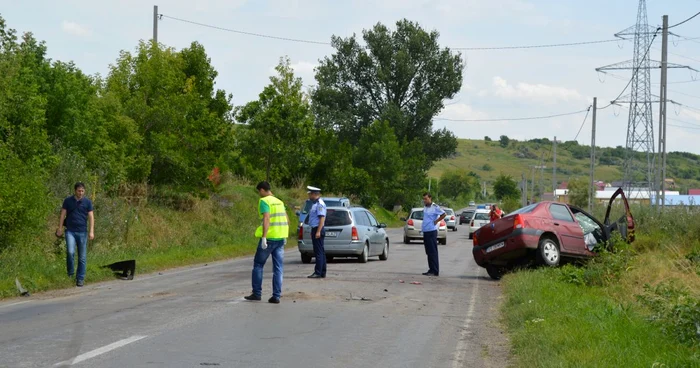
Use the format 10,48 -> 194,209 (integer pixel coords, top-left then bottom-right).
589,97 -> 597,212
530,166 -> 536,204
521,173 -> 527,207
659,15 -> 669,211
153,5 -> 159,44
552,136 -> 557,201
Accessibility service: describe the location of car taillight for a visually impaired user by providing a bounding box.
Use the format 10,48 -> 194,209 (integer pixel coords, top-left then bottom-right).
351,226 -> 359,241
298,226 -> 303,240
440,220 -> 446,227
473,233 -> 478,246
470,220 -> 475,227
513,214 -> 525,230
407,219 -> 414,227
451,216 -> 455,221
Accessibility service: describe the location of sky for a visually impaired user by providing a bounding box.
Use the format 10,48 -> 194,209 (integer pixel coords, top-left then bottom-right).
2,0 -> 700,153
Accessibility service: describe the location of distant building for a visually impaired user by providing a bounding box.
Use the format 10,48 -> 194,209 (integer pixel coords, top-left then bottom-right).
688,189 -> 700,195
650,194 -> 700,207
558,181 -> 568,190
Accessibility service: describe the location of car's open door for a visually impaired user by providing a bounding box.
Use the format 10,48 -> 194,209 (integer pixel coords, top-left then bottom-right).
603,188 -> 636,243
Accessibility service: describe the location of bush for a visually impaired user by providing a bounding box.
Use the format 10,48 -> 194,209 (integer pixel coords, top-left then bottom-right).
637,281 -> 700,346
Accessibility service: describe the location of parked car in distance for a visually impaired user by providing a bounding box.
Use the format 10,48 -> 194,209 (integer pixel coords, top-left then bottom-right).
297,206 -> 388,264
472,188 -> 635,280
296,197 -> 350,226
401,208 -> 448,245
468,209 -> 491,239
459,209 -> 475,225
443,208 -> 457,231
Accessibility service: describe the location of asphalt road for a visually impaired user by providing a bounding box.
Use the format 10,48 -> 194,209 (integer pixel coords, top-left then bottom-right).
0,228 -> 509,368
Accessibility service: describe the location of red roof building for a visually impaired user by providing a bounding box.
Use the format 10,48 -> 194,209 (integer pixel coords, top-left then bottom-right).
689,189 -> 700,195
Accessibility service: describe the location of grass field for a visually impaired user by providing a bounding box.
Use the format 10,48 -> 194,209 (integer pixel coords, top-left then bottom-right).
0,183 -> 402,299
429,138 -> 700,193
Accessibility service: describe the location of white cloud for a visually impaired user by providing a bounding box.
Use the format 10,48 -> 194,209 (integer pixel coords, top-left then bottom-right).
488,76 -> 589,105
290,61 -> 318,75
61,21 -> 91,37
440,103 -> 489,121
680,108 -> 700,122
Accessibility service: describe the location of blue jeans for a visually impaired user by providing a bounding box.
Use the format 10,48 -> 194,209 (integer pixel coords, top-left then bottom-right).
252,239 -> 285,298
66,231 -> 88,281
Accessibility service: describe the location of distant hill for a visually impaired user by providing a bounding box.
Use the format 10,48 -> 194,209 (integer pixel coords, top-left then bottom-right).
429,137 -> 700,195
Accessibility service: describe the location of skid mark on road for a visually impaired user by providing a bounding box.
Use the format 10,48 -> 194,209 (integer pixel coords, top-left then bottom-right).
54,335 -> 147,366
451,270 -> 481,368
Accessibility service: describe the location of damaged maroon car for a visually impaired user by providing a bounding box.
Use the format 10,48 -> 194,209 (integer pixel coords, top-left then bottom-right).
472,188 -> 636,280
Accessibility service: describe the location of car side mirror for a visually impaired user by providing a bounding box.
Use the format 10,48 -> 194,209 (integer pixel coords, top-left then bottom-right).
378,223 -> 387,228
295,211 -> 300,217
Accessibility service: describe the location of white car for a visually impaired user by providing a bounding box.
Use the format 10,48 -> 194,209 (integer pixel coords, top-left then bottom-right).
468,209 -> 491,239
402,208 -> 448,245
443,208 -> 457,231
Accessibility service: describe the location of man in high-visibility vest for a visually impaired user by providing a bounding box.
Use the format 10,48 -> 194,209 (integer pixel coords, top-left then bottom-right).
245,181 -> 289,304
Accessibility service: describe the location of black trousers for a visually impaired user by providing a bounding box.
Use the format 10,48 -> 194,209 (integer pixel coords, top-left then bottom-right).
311,227 -> 326,276
423,230 -> 439,275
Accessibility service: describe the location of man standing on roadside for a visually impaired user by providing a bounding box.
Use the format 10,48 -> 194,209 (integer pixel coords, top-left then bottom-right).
306,186 -> 327,279
56,182 -> 94,287
421,192 -> 446,277
245,181 -> 289,304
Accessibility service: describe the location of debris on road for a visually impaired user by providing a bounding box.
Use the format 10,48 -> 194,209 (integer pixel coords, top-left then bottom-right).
15,278 -> 30,297
384,289 -> 388,292
399,280 -> 405,283
410,281 -> 422,285
347,293 -> 372,301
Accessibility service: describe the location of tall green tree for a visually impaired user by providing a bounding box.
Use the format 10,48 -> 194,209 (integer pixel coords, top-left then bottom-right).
235,56 -> 317,185
106,41 -> 233,187
567,177 -> 590,208
439,169 -> 480,200
493,173 -> 520,201
312,19 -> 463,165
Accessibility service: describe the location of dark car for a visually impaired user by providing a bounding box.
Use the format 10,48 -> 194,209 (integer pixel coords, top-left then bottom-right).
459,209 -> 475,225
472,188 -> 635,280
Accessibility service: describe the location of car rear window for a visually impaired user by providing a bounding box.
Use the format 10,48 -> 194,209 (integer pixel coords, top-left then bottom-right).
508,203 -> 538,216
304,209 -> 352,226
410,211 -> 424,220
325,200 -> 342,207
445,209 -> 454,215
474,212 -> 489,220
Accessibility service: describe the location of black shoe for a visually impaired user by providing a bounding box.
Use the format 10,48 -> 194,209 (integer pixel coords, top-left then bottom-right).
76,280 -> 84,287
308,274 -> 324,279
268,297 -> 280,304
244,293 -> 261,301
422,272 -> 437,276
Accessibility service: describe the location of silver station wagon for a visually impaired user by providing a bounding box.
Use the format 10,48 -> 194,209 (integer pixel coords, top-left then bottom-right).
297,206 -> 390,264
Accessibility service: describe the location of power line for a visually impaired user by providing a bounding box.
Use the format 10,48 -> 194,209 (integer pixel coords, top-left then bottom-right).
669,89 -> 700,100
433,109 -> 589,122
573,105 -> 593,141
453,39 -> 619,51
668,11 -> 700,30
160,14 -> 330,45
160,13 -> 624,50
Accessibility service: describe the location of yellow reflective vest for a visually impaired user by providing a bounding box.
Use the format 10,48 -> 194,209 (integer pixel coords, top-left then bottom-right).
255,195 -> 289,239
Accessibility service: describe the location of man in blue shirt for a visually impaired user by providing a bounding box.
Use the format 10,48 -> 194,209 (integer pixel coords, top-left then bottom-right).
306,186 -> 327,279
421,192 -> 446,276
56,182 -> 95,287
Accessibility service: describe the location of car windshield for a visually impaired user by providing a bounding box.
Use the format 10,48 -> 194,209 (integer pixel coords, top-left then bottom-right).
474,212 -> 489,220
304,209 -> 351,226
410,211 -> 424,220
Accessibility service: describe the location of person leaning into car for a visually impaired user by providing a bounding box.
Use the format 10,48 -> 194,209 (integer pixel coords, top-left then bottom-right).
421,192 -> 446,277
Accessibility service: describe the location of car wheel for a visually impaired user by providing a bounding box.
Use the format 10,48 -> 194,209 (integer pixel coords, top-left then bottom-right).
439,237 -> 447,245
468,233 -> 473,240
379,239 -> 389,261
358,243 -> 369,263
537,237 -> 560,267
301,254 -> 312,264
403,236 -> 410,244
486,265 -> 503,280
327,256 -> 335,263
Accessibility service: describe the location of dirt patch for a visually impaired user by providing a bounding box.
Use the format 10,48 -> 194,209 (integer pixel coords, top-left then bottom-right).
285,291 -> 337,302
141,291 -> 177,298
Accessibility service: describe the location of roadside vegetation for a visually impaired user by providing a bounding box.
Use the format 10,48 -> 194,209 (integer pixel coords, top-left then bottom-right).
501,205 -> 700,367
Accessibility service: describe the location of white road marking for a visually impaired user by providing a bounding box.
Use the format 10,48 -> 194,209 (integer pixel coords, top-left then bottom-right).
451,270 -> 480,368
53,335 -> 147,366
228,297 -> 246,305
0,300 -> 31,310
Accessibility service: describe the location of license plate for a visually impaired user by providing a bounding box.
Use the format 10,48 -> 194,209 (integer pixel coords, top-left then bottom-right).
486,242 -> 505,253
326,232 -> 338,237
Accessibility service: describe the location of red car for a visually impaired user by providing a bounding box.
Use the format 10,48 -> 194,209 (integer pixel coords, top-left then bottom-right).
472,188 -> 635,280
